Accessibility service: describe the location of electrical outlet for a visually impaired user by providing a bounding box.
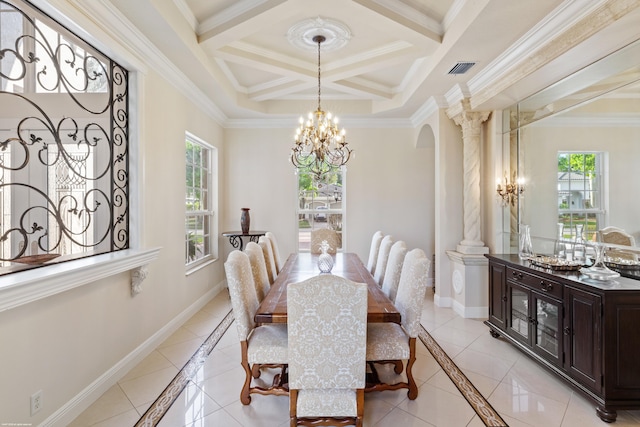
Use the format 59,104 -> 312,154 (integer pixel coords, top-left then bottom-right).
30,390 -> 42,416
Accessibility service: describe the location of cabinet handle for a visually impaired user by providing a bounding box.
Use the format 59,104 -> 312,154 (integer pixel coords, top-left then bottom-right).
502,295 -> 508,302
540,282 -> 553,292
563,327 -> 571,335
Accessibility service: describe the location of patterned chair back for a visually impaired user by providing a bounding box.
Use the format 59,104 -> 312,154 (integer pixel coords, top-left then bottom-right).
245,242 -> 270,302
265,232 -> 284,273
310,229 -> 340,254
258,236 -> 278,284
288,274 -> 368,390
224,250 -> 259,341
373,235 -> 394,286
381,240 -> 408,302
366,231 -> 384,274
395,248 -> 431,338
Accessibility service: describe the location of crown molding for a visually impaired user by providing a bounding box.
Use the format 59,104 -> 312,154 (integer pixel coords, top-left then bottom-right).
410,96 -> 448,127
172,0 -> 198,32
529,113 -> 640,127
225,117 -> 413,129
71,0 -> 227,124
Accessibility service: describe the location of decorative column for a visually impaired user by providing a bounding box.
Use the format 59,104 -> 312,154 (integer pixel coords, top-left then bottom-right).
444,99 -> 491,318
452,99 -> 491,254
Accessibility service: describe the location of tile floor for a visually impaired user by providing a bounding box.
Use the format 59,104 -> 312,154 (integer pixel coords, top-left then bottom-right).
70,290 -> 640,426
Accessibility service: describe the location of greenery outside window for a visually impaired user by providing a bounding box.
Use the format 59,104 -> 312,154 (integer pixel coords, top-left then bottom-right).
186,133 -> 215,267
297,166 -> 344,251
557,152 -> 604,241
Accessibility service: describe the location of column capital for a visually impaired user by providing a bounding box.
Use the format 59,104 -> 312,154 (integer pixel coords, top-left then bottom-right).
450,99 -> 491,130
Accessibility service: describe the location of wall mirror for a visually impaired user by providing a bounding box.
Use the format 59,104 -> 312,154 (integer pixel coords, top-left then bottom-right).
503,37 -> 640,254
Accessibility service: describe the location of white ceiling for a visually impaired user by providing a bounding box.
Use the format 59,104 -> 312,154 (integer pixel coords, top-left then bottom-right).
104,0 -> 640,124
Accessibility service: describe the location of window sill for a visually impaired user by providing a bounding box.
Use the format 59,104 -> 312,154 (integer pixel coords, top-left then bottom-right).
0,247 -> 162,313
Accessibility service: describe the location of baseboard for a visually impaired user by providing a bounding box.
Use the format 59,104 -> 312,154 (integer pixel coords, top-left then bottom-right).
43,280 -> 227,427
452,299 -> 488,319
434,294 -> 452,308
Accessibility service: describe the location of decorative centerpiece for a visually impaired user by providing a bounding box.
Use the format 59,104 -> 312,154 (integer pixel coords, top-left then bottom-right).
240,208 -> 250,234
317,240 -> 334,273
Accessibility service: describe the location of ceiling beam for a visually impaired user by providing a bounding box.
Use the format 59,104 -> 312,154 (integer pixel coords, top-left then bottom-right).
197,0 -> 293,47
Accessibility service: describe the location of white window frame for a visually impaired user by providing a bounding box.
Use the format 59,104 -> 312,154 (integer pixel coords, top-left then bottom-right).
296,167 -> 345,252
185,132 -> 217,273
557,151 -> 605,240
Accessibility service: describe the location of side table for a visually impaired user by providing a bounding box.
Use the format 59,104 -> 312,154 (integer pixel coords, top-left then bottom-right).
221,230 -> 267,251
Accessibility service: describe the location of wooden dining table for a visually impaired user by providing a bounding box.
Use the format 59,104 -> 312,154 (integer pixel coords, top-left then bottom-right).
254,252 -> 401,324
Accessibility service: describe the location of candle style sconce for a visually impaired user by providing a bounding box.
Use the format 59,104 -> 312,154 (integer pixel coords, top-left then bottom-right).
496,171 -> 525,206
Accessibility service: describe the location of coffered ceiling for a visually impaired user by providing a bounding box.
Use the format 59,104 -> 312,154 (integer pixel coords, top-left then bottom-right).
103,0 -> 640,124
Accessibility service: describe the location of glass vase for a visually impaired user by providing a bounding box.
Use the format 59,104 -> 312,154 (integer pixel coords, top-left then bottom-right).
573,224 -> 586,264
518,224 -> 534,260
554,223 -> 565,259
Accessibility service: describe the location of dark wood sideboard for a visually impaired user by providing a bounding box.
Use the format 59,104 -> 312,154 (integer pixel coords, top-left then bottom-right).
485,254 -> 640,423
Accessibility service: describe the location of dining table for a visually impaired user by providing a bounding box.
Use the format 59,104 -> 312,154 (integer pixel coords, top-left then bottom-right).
254,252 -> 401,324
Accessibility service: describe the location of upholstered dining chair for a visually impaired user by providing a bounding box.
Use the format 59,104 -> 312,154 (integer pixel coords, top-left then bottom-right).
366,248 -> 431,400
288,274 -> 368,427
244,242 -> 270,302
373,235 -> 394,286
597,226 -> 638,261
309,228 -> 340,254
258,236 -> 278,284
224,250 -> 288,404
381,240 -> 408,302
265,231 -> 284,274
366,231 -> 384,275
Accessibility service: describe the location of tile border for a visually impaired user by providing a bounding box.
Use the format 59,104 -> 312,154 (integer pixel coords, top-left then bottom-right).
134,310 -> 234,427
134,310 -> 506,427
418,325 -> 507,426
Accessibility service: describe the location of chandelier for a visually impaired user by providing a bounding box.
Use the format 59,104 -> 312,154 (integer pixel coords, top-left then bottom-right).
290,34 -> 352,180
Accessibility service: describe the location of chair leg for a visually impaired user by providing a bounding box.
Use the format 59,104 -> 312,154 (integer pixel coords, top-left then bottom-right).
355,389 -> 364,427
392,360 -> 403,374
251,363 -> 261,378
240,341 -> 252,405
290,389 -> 298,427
406,338 -> 418,400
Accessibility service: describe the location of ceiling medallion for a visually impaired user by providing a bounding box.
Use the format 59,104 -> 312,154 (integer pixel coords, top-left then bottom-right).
287,17 -> 351,52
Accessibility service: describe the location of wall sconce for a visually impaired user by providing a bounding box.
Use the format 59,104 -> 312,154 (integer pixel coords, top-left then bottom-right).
496,171 -> 525,206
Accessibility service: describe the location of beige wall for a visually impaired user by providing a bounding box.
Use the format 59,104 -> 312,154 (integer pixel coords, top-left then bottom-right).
0,68 -> 226,423
224,126 -> 436,266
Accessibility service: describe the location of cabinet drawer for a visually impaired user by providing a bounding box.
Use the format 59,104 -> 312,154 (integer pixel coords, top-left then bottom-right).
506,266 -> 562,299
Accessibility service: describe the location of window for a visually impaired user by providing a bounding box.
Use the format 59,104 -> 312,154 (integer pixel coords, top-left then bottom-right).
185,133 -> 215,267
557,152 -> 604,241
0,0 -> 128,274
297,167 -> 344,251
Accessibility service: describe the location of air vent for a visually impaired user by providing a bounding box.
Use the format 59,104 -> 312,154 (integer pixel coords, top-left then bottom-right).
447,62 -> 476,75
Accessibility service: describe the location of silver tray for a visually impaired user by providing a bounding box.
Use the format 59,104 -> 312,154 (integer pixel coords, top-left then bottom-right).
580,267 -> 620,281
529,255 -> 583,271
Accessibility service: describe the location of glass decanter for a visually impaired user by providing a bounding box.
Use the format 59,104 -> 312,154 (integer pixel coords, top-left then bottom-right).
554,223 -> 565,259
518,224 -> 534,260
573,224 -> 586,265
580,244 -> 620,281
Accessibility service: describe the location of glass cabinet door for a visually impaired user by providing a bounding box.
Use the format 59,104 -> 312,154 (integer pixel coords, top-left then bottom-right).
508,283 -> 530,343
533,293 -> 563,366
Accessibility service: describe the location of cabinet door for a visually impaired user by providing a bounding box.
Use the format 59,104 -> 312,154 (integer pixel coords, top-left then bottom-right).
488,262 -> 507,330
507,281 -> 531,346
565,286 -> 602,394
532,292 -> 563,367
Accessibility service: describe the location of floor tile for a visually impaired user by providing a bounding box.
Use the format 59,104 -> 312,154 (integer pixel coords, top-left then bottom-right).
155,381 -> 222,427
157,337 -> 206,368
453,347 -> 515,381
223,394 -> 290,427
119,350 -> 174,382
489,381 -> 567,427
375,406 -> 436,426
67,384 -> 133,426
118,365 -> 179,408
398,382 -> 476,427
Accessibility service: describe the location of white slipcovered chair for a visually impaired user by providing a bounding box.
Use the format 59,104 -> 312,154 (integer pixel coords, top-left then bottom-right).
366,248 -> 431,399
244,242 -> 270,302
288,274 -> 368,427
258,236 -> 278,284
366,231 -> 384,275
309,228 -> 340,254
381,240 -> 408,302
373,235 -> 394,286
224,250 -> 288,404
265,231 -> 284,274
